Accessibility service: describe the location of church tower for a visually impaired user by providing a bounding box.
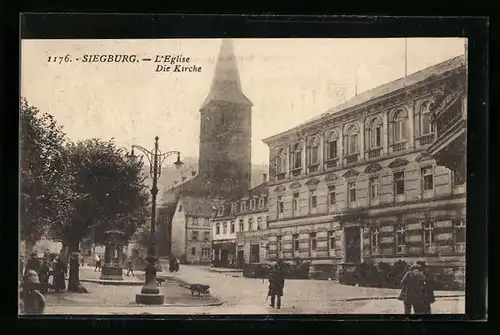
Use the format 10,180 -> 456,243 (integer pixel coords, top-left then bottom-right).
198,39 -> 253,199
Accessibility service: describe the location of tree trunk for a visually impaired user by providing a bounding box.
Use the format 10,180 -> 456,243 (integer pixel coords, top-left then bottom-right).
67,238 -> 88,293
24,239 -> 35,259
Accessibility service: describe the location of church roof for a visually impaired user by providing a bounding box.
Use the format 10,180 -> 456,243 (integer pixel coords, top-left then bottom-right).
179,196 -> 224,217
201,39 -> 253,108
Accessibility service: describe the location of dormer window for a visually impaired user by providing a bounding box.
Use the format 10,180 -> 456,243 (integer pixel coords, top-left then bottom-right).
217,206 -> 224,216
250,199 -> 256,210
240,201 -> 247,212
231,203 -> 237,215
259,197 -> 265,208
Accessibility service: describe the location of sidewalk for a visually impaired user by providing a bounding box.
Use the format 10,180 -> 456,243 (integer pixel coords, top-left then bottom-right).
76,266 -> 169,286
353,296 -> 465,314
205,267 -> 242,274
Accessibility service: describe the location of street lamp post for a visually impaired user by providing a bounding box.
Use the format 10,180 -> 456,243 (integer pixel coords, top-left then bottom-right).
133,136 -> 183,305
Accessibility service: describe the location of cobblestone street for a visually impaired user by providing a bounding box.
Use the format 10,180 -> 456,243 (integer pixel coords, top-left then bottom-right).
39,264 -> 464,315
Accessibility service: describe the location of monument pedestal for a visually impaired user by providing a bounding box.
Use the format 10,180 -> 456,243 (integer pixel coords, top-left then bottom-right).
99,265 -> 124,281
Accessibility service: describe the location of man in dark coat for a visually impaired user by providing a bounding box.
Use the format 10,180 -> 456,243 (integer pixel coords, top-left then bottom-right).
398,264 -> 427,314
268,260 -> 286,309
24,251 -> 41,275
417,260 -> 435,313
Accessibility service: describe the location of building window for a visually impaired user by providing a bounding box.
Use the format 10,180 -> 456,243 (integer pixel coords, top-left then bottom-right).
369,177 -> 379,200
193,218 -> 199,226
346,124 -> 359,155
292,192 -> 300,216
292,142 -> 303,169
328,186 -> 336,205
230,221 -> 235,233
422,167 -> 434,191
240,201 -> 247,212
217,206 -> 224,216
307,136 -> 320,166
231,203 -> 237,214
276,148 -> 288,174
326,131 -> 338,160
328,231 -> 335,250
222,222 -> 228,234
239,219 -> 244,232
453,219 -> 466,246
204,218 -> 210,226
371,227 -> 381,253
203,231 -> 210,241
348,181 -> 357,203
393,171 -> 405,195
420,102 -> 434,135
191,231 -> 198,241
215,223 -> 220,235
277,196 -> 284,215
423,221 -> 435,245
178,205 -> 182,212
309,232 -> 317,252
250,199 -> 256,210
248,218 -> 254,231
259,198 -> 264,208
293,234 -> 299,252
257,217 -> 262,230
369,117 -> 382,148
201,248 -> 210,258
191,247 -> 196,256
309,190 -> 317,209
395,224 -> 406,253
393,109 -> 408,142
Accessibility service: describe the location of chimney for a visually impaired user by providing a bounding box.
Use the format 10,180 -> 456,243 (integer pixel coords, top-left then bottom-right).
262,173 -> 267,183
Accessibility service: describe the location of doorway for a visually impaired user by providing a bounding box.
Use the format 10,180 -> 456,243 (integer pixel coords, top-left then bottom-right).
237,250 -> 244,269
250,244 -> 260,263
344,226 -> 361,263
221,249 -> 229,267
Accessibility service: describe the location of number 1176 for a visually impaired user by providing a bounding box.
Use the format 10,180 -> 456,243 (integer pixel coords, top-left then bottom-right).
47,55 -> 71,64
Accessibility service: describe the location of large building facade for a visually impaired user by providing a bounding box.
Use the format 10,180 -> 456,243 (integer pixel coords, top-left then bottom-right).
170,196 -> 220,264
211,176 -> 269,268
262,55 -> 467,283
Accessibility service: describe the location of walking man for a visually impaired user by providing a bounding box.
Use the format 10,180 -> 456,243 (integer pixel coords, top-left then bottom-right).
398,264 -> 428,314
417,260 -> 436,313
268,260 -> 286,309
94,254 -> 101,272
126,259 -> 134,276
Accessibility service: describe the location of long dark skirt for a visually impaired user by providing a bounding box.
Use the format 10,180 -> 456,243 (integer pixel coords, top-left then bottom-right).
268,287 -> 283,297
53,272 -> 66,291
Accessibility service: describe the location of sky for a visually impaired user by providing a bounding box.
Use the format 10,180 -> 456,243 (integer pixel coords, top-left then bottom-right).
21,38 -> 466,166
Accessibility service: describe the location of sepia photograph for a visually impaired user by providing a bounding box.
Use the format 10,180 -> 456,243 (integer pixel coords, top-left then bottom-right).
19,37 -> 467,315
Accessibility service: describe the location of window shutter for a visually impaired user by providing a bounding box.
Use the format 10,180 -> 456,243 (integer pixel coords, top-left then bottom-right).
388,122 -> 394,145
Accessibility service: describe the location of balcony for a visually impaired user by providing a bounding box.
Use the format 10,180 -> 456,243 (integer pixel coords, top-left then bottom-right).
392,142 -> 406,152
345,153 -> 359,165
324,158 -> 338,169
291,168 -> 302,177
368,148 -> 382,159
418,134 -> 435,146
308,164 -> 319,174
276,172 -> 286,181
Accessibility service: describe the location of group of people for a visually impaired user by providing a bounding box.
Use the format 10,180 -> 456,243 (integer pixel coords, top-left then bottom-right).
398,260 -> 436,314
19,251 -> 68,315
266,259 -> 436,314
169,256 -> 180,272
21,251 -> 67,293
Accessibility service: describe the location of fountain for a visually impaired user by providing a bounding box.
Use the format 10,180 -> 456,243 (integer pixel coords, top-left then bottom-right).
99,230 -> 125,281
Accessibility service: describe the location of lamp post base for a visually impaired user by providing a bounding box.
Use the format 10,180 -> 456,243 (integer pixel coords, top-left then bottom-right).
135,293 -> 165,305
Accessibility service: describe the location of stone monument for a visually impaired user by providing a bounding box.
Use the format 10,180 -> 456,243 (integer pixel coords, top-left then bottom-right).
99,230 -> 125,281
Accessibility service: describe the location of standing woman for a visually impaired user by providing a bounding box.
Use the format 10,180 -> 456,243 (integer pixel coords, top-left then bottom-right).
52,256 -> 66,292
268,260 -> 286,309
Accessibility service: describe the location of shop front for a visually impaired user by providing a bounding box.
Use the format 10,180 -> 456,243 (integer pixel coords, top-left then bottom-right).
212,239 -> 237,268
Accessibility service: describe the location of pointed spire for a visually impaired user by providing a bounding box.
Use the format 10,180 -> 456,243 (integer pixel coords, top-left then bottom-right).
201,39 -> 252,109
